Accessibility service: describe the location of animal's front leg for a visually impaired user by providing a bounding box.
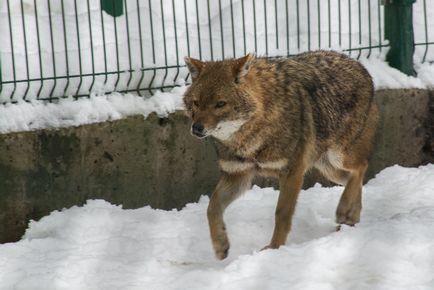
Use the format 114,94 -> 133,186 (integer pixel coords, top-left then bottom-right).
266,169 -> 304,249
207,172 -> 253,260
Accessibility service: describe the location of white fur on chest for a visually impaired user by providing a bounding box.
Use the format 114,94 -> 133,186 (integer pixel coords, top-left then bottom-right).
210,120 -> 247,141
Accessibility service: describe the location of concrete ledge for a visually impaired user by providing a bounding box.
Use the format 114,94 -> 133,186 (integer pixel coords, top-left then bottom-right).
0,113 -> 220,242
369,89 -> 432,173
0,89 -> 433,242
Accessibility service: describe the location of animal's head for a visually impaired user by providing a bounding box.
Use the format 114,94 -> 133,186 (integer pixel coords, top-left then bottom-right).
183,54 -> 256,140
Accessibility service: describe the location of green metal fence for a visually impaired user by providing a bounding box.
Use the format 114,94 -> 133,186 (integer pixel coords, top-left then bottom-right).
0,0 -> 432,103
414,0 -> 434,63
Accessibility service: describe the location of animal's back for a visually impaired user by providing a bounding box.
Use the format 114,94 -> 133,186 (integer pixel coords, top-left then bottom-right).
255,50 -> 375,148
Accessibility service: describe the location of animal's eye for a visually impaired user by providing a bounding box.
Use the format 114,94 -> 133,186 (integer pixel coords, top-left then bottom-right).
215,101 -> 227,108
192,100 -> 199,107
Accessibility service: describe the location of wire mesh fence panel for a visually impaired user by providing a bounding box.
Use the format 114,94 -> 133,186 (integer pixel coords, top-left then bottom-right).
0,0 -> 388,102
414,0 -> 434,64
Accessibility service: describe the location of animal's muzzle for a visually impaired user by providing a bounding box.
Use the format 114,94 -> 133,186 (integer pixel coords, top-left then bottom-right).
192,122 -> 206,138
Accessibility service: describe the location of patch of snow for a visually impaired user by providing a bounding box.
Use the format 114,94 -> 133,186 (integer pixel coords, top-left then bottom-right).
1,165 -> 434,289
360,56 -> 427,89
415,62 -> 434,88
0,86 -> 186,134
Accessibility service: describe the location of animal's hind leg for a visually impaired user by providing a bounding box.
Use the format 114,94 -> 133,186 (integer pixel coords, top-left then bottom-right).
315,157 -> 363,225
335,160 -> 368,225
336,103 -> 378,226
314,157 -> 350,186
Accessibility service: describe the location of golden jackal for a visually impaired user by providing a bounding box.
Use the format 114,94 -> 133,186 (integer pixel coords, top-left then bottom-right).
183,50 -> 378,260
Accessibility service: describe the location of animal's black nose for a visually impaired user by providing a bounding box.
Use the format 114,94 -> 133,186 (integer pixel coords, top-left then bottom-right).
192,122 -> 205,137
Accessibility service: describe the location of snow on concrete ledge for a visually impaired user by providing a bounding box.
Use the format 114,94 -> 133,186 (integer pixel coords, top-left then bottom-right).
0,57 -> 433,135
361,57 -> 434,89
0,86 -> 186,134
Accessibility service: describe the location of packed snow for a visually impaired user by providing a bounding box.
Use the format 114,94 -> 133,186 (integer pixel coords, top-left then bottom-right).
1,164 -> 434,290
0,86 -> 186,134
360,57 -> 434,89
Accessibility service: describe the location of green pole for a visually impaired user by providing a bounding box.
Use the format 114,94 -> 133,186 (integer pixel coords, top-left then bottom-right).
101,0 -> 124,17
384,0 -> 416,76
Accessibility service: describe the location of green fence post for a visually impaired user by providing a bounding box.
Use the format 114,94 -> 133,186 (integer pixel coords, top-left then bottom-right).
384,0 -> 416,76
101,0 -> 124,17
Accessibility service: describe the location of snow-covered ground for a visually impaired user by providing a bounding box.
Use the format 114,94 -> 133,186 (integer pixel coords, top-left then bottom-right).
1,165 -> 434,290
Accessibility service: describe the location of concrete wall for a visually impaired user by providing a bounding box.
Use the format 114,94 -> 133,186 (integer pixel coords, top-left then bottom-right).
0,89 -> 432,243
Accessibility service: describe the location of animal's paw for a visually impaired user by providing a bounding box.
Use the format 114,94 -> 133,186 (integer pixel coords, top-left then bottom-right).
336,200 -> 361,226
260,244 -> 280,251
335,224 -> 355,232
212,233 -> 230,260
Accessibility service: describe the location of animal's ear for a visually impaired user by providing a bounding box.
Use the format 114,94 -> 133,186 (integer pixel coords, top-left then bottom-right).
184,57 -> 204,81
233,53 -> 255,83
